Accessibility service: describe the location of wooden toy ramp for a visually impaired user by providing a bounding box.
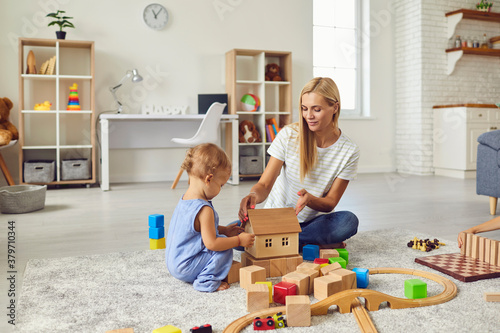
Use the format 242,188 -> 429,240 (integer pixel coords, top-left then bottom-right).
223,267 -> 457,333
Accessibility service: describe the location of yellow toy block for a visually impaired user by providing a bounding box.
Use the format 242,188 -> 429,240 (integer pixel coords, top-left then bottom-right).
150,238 -> 166,250
152,325 -> 181,333
256,281 -> 273,303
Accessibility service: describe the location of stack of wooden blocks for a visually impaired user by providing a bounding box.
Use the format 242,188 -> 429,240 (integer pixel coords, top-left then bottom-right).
459,232 -> 500,264
149,214 -> 166,250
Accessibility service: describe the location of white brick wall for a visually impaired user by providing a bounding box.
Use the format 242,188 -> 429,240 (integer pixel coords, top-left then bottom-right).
395,0 -> 500,175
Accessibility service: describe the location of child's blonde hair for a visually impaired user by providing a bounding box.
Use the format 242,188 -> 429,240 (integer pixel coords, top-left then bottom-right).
181,143 -> 231,180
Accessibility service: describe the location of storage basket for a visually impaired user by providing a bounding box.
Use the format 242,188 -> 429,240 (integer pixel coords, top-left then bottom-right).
240,155 -> 263,175
0,185 -> 47,214
24,160 -> 55,183
61,159 -> 90,180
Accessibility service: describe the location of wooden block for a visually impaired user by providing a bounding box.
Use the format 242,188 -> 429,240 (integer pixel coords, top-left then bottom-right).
471,234 -> 480,259
286,255 -> 303,274
106,329 -> 134,333
498,240 -> 500,266
314,275 -> 342,300
247,284 -> 270,312
296,267 -> 319,292
319,263 -> 329,275
245,254 -> 271,277
296,262 -> 320,271
459,232 -> 466,256
240,251 -> 250,267
224,260 -> 241,284
479,236 -> 486,262
285,295 -> 311,327
256,281 -> 273,303
328,268 -> 357,291
320,249 -> 339,259
282,271 -> 310,295
270,257 -> 287,277
484,292 -> 500,302
485,238 -> 492,264
320,262 -> 342,276
491,240 -> 499,266
240,265 -> 266,290
466,233 -> 473,257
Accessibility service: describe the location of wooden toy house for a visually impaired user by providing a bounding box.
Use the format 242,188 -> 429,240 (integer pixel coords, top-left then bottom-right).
245,208 -> 302,259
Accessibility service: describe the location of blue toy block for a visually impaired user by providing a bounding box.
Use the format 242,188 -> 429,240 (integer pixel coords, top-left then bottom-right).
302,244 -> 320,261
149,227 -> 165,239
149,214 -> 164,227
352,267 -> 369,288
335,248 -> 349,264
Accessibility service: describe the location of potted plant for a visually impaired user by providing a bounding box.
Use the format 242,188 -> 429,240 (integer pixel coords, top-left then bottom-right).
476,0 -> 493,12
46,10 -> 75,40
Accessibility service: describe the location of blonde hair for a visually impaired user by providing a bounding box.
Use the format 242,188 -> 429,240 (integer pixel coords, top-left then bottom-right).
181,143 -> 231,180
298,77 -> 341,182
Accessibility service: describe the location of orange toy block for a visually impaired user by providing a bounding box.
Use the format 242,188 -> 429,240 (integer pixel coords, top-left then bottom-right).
247,284 -> 270,312
320,262 -> 342,276
224,260 -> 241,284
285,295 -> 311,327
484,292 -> 500,302
314,274 -> 342,300
328,268 -> 357,291
296,262 -> 320,272
256,281 -> 273,303
106,329 -> 134,333
296,267 -> 319,292
282,271 -> 310,295
320,249 -> 339,259
240,265 -> 266,290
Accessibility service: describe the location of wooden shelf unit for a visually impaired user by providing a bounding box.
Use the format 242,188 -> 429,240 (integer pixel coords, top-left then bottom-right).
225,49 -> 292,178
18,38 -> 96,186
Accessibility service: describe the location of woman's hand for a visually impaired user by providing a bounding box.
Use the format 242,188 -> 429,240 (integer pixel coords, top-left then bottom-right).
295,189 -> 312,215
238,192 -> 257,223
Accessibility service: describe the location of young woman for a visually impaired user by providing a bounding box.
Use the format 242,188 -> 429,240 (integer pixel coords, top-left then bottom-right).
238,77 -> 360,249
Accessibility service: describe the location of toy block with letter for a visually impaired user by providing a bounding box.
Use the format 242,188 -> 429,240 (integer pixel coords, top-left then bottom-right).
152,325 -> 181,333
352,267 -> 369,288
320,249 -> 339,259
282,271 -> 310,295
404,279 -> 427,299
285,295 -> 311,327
247,284 -> 270,312
273,281 -> 297,304
240,265 -> 266,290
302,244 -> 319,261
314,274 -> 342,300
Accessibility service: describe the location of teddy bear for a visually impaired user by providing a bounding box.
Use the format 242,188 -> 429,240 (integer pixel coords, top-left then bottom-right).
239,120 -> 262,143
0,97 -> 19,146
265,63 -> 282,81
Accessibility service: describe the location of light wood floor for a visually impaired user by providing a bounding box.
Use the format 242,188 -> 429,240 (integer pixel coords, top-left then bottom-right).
1,173 -> 499,331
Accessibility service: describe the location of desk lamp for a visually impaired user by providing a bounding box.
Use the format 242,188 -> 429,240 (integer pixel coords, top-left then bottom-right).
109,69 -> 143,113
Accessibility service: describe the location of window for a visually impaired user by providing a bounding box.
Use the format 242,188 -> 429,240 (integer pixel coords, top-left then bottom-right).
282,237 -> 289,247
265,239 -> 272,248
313,0 -> 362,116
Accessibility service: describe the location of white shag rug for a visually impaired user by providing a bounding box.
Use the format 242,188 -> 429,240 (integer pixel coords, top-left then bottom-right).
15,229 -> 500,333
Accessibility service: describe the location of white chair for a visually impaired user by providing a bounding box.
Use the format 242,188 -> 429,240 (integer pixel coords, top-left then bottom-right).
171,102 -> 226,189
0,140 -> 17,185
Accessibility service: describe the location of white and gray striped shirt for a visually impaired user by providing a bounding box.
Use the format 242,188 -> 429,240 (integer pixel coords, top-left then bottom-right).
264,124 -> 360,223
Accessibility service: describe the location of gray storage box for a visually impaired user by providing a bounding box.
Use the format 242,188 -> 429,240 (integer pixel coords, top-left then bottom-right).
61,159 -> 90,180
24,160 -> 55,183
239,155 -> 263,175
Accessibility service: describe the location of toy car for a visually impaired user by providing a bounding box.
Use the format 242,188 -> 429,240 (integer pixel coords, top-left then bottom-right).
273,312 -> 287,329
190,324 -> 212,333
253,316 -> 275,330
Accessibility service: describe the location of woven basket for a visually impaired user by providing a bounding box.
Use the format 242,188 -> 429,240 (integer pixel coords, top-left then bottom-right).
0,185 -> 47,214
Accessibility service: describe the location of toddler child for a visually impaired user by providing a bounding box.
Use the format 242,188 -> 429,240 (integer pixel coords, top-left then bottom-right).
166,143 -> 255,292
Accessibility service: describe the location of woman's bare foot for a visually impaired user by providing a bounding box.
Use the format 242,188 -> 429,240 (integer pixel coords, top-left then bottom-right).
319,242 -> 346,249
216,281 -> 230,291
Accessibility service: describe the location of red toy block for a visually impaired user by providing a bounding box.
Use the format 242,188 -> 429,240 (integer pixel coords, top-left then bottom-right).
314,258 -> 329,265
273,281 -> 297,304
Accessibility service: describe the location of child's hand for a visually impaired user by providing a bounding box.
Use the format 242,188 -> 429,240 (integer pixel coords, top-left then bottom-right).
238,232 -> 255,248
225,224 -> 244,237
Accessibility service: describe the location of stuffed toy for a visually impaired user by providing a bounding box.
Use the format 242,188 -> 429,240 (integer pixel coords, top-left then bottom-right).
239,120 -> 262,143
0,97 -> 19,146
265,63 -> 282,81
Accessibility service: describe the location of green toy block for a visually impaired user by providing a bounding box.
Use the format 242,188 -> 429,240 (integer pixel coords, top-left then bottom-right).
328,257 -> 347,268
404,279 -> 427,299
335,248 -> 349,264
152,325 -> 181,333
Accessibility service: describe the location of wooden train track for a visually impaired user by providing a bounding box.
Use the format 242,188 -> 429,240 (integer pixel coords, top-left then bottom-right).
223,267 -> 457,333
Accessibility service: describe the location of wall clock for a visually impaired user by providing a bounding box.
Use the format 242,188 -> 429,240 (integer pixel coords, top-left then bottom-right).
143,3 -> 169,30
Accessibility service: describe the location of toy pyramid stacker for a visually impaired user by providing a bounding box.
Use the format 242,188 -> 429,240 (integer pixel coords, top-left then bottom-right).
67,83 -> 81,111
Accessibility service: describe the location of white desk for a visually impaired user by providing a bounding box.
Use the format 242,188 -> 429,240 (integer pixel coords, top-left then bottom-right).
99,114 -> 239,190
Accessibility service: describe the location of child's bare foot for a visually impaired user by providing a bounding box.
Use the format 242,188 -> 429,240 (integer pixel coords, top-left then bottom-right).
216,281 -> 230,291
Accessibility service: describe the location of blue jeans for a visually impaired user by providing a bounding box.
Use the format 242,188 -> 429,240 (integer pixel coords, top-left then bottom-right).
229,210 -> 358,250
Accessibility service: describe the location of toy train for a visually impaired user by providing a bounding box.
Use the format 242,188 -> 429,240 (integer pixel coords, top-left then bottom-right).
253,312 -> 287,330
190,324 -> 212,333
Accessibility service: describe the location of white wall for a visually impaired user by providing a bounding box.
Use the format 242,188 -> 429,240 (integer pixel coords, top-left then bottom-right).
0,0 -> 397,186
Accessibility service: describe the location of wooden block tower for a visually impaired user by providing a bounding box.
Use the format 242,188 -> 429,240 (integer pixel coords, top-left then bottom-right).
67,83 -> 81,110
149,214 -> 166,250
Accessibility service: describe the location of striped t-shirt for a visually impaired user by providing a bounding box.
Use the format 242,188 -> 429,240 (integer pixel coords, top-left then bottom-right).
264,123 -> 360,223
